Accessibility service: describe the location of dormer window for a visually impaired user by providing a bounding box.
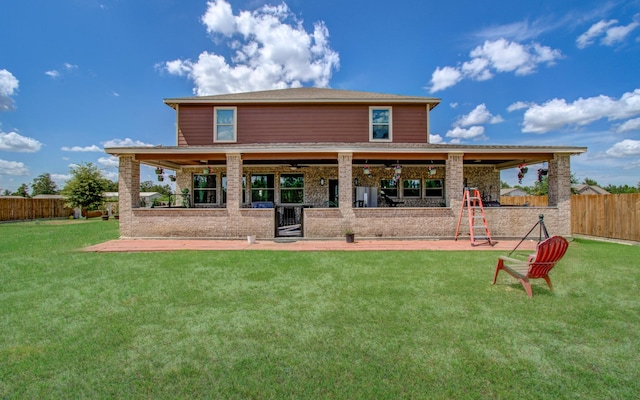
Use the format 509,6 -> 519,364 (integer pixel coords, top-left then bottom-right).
214,107 -> 237,142
369,107 -> 392,142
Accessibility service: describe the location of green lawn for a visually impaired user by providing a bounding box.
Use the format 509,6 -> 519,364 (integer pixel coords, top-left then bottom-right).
1,219 -> 639,399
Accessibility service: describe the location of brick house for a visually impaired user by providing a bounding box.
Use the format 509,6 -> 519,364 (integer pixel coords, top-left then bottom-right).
106,88 -> 586,239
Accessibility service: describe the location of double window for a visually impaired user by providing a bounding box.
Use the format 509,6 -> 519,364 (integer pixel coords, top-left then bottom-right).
369,107 -> 392,141
214,107 -> 237,142
280,174 -> 304,204
193,174 -> 217,205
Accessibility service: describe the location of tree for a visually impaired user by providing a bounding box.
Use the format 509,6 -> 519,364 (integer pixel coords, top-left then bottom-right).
140,180 -> 172,196
102,179 -> 119,192
1,189 -> 10,196
12,183 -> 30,197
583,177 -> 599,186
31,173 -> 58,196
62,162 -> 107,217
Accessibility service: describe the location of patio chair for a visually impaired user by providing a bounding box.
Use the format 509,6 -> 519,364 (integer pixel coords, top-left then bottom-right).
492,235 -> 569,297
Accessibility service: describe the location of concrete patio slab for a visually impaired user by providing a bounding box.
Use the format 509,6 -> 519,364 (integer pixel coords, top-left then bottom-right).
83,238 -> 539,252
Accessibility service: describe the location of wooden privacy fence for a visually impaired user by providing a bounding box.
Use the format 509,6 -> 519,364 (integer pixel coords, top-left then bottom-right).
571,194 -> 640,242
0,197 -> 73,221
500,195 -> 548,207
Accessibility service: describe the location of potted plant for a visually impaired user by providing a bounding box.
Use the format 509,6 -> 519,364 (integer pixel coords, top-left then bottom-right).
517,163 -> 528,183
157,175 -> 164,182
169,174 -> 176,182
344,227 -> 355,243
537,168 -> 548,182
181,188 -> 191,208
155,167 -> 163,175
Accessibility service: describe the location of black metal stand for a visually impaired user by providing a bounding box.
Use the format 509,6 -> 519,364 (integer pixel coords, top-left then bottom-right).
508,214 -> 550,256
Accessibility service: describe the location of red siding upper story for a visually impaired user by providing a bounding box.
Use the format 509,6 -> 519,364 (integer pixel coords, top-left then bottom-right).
177,103 -> 430,146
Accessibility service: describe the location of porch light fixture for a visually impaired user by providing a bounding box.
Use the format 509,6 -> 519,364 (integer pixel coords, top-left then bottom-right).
354,178 -> 359,186
320,177 -> 325,186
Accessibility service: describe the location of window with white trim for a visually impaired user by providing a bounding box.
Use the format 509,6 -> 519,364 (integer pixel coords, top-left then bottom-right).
424,179 -> 444,198
369,107 -> 392,141
380,179 -> 398,197
214,107 -> 237,142
403,179 -> 421,198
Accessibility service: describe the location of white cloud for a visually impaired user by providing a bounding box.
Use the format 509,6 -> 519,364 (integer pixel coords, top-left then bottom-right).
428,39 -> 561,92
0,69 -> 19,111
0,131 -> 42,152
577,18 -> 640,48
521,89 -> 640,133
449,102 -> 458,109
616,118 -> 640,133
98,156 -> 119,168
61,145 -> 103,152
429,66 -> 463,92
0,159 -> 29,176
429,134 -> 444,144
604,139 -> 640,157
102,138 -> 154,147
602,21 -> 640,46
455,104 -> 503,127
161,0 -> 339,95
507,101 -> 532,112
576,19 -> 618,48
445,126 -> 486,141
45,63 -> 78,79
51,173 -> 71,183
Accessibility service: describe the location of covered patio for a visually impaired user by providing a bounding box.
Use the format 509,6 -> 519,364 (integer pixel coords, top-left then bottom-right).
107,143 -> 585,240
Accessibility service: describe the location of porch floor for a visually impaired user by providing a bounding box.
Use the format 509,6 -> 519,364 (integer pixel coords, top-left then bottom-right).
83,238 -> 539,252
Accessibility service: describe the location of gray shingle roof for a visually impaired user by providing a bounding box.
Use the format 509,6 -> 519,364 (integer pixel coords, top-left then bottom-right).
164,87 -> 441,108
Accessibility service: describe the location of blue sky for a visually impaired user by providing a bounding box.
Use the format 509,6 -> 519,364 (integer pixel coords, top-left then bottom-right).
1,0 -> 639,192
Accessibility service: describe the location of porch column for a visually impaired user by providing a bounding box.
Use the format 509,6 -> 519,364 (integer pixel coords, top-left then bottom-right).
338,152 -> 353,210
446,152 -> 464,208
548,153 -> 572,235
226,153 -> 242,212
118,154 -> 140,238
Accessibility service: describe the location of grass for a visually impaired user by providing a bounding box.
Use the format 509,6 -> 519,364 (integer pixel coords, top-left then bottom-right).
1,219 -> 639,399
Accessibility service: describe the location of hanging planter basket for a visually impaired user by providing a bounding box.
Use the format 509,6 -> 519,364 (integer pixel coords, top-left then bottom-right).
157,175 -> 164,182
169,175 -> 176,182
155,167 -> 163,175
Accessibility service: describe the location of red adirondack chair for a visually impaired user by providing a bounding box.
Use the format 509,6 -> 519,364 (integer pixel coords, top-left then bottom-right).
492,235 -> 569,297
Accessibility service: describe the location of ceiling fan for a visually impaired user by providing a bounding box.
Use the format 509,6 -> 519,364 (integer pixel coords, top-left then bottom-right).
286,162 -> 309,170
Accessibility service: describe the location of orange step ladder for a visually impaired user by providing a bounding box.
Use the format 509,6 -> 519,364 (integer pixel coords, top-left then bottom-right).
455,187 -> 495,246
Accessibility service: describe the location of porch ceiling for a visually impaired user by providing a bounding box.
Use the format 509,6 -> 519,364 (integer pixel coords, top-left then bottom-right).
105,143 -> 586,171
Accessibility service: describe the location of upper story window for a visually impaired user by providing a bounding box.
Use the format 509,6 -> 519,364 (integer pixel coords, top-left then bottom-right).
369,107 -> 392,142
214,107 -> 237,142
